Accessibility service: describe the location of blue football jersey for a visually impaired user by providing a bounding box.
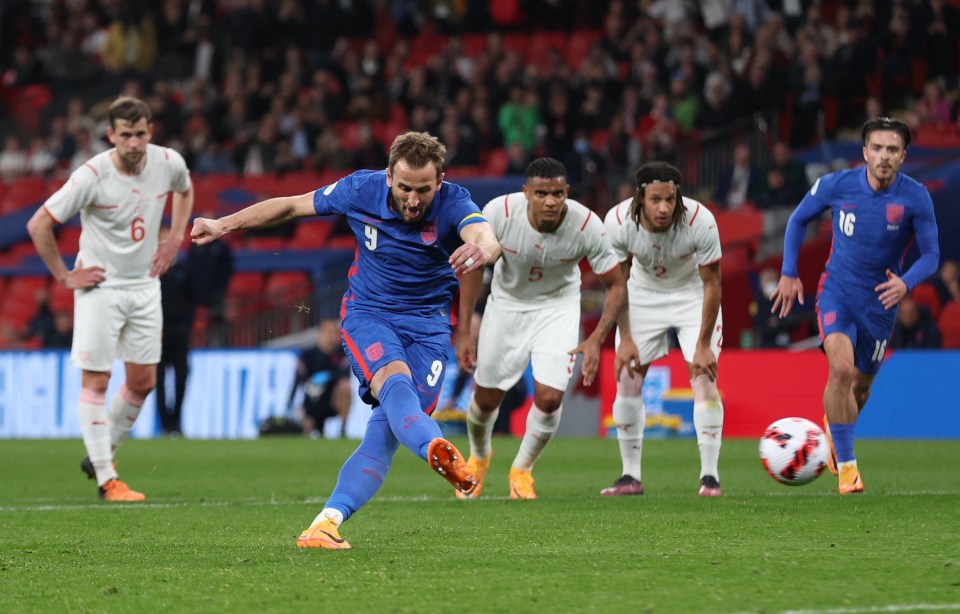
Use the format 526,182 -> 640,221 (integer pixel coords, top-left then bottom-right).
782,167 -> 940,296
313,170 -> 485,320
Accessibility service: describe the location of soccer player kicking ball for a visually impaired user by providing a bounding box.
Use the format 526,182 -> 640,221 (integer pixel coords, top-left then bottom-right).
191,132 -> 500,548
601,162 -> 725,497
771,117 -> 939,494
27,96 -> 195,502
457,158 -> 626,500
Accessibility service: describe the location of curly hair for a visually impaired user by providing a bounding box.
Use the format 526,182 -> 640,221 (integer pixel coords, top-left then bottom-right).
629,162 -> 686,229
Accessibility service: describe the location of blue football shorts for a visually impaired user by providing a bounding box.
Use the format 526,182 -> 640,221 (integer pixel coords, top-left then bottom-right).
340,309 -> 451,412
816,287 -> 895,376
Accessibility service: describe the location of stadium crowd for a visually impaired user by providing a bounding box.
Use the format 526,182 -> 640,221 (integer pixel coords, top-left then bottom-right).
2,0 -> 960,351
0,0 -> 958,201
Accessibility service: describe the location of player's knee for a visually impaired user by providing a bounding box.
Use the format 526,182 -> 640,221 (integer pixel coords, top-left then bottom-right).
126,374 -> 156,398
827,358 -> 857,383
690,374 -> 720,403
81,371 -> 110,395
473,388 -> 503,413
534,389 -> 564,413
852,385 -> 871,409
617,370 -> 643,397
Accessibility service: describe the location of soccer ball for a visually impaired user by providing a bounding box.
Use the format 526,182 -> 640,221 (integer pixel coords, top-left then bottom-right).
759,417 -> 830,486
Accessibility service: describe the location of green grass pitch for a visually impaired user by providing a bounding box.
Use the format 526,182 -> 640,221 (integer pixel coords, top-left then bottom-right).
1,436 -> 958,613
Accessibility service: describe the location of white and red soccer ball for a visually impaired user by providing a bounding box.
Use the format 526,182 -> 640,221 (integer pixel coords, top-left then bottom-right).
759,417 -> 830,486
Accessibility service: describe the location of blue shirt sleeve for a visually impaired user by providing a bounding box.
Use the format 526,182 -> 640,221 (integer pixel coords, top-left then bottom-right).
900,190 -> 940,290
312,172 -> 357,216
781,175 -> 833,278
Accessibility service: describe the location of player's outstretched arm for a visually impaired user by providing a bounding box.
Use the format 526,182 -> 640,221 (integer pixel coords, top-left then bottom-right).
26,206 -> 105,289
451,221 -> 500,274
570,265 -> 626,387
190,192 -> 317,245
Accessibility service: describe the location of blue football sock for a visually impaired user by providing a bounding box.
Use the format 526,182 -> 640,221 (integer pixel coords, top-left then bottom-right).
379,374 -> 442,460
830,422 -> 856,463
324,412 -> 398,522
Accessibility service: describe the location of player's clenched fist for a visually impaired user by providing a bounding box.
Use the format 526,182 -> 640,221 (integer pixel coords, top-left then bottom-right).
190,217 -> 224,244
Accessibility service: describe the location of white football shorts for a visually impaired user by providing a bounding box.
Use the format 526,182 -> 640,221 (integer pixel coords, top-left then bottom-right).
617,286 -> 722,366
72,283 -> 162,371
474,298 -> 579,393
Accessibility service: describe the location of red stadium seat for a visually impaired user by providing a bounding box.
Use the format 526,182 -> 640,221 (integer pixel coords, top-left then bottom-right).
56,226 -> 83,254
289,220 -> 335,249
484,148 -> 510,176
525,32 -> 567,70
0,177 -> 50,214
49,282 -> 74,312
6,275 -> 49,302
911,283 -> 942,321
565,30 -> 603,68
227,272 -> 265,298
937,301 -> 960,349
245,235 -> 288,251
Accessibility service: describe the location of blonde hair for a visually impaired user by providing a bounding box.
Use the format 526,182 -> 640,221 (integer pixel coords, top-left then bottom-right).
388,132 -> 446,178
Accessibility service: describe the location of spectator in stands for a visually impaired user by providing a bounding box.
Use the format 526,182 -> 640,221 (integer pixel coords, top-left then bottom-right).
930,259 -> 959,306
714,142 -> 765,210
186,214 -> 234,347
907,79 -> 953,130
498,84 -> 539,154
757,167 -> 801,211
769,141 -> 809,198
101,4 -> 158,78
156,232 -> 195,437
288,319 -> 352,438
47,311 -> 75,349
505,141 -> 532,175
26,136 -> 57,178
918,0 -> 960,81
891,296 -> 942,349
349,123 -> 389,170
69,128 -> 108,174
750,267 -> 814,348
312,127 -> 352,173
0,135 -> 27,181
19,288 -> 56,347
637,92 -> 680,164
695,71 -> 737,131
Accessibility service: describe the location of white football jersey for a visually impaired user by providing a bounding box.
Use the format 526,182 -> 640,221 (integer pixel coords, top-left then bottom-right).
43,144 -> 192,288
604,195 -> 721,294
483,192 -> 619,309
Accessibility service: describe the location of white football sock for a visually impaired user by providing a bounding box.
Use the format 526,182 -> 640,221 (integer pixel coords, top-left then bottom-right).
694,401 -> 723,479
78,388 -> 117,486
691,374 -> 723,480
512,404 -> 561,471
312,508 -> 344,528
108,385 -> 145,451
612,394 -> 645,480
466,395 -> 498,460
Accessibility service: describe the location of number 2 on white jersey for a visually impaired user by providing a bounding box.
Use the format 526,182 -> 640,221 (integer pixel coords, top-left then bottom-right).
838,210 -> 856,237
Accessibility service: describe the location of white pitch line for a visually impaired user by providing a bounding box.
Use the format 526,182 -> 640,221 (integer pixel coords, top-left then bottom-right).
2,489 -> 959,513
747,605 -> 960,614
